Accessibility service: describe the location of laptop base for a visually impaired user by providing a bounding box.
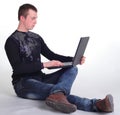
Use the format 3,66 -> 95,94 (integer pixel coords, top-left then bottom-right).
47,62 -> 73,69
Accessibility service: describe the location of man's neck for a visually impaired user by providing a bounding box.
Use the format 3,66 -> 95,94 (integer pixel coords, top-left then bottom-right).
17,23 -> 28,32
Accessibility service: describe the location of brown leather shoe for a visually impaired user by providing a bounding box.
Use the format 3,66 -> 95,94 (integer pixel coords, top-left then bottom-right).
96,94 -> 114,112
45,92 -> 77,113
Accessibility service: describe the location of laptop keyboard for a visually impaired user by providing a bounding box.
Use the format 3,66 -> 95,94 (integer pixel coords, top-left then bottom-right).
63,62 -> 72,66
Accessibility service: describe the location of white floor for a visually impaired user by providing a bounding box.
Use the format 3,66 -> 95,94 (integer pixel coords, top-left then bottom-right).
0,70 -> 120,115
0,91 -> 119,115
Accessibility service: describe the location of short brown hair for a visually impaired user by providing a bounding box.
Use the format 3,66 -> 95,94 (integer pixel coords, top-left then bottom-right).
18,4 -> 37,20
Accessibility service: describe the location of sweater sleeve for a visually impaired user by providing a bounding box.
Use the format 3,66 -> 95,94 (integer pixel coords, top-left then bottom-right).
40,37 -> 73,62
5,38 -> 43,75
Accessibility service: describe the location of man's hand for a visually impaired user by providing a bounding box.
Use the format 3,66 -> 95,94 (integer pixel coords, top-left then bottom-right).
80,56 -> 86,65
43,60 -> 64,68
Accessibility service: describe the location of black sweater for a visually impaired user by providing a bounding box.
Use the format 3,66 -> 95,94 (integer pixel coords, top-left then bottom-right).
5,30 -> 73,84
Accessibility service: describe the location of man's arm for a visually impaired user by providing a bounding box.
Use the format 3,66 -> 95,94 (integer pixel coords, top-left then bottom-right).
5,38 -> 44,74
40,37 -> 73,62
43,60 -> 64,68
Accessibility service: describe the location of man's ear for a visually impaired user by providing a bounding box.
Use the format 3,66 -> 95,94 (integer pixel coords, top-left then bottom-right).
20,16 -> 25,21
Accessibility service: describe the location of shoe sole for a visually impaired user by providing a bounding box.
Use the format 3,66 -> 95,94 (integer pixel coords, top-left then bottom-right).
105,94 -> 114,112
46,99 -> 77,113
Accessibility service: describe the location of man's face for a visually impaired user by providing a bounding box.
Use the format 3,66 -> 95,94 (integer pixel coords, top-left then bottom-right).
22,9 -> 37,31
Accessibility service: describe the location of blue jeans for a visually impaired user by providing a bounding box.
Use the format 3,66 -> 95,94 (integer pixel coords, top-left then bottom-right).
14,66 -> 99,112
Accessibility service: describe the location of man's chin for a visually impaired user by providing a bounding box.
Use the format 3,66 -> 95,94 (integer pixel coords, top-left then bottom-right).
29,27 -> 34,30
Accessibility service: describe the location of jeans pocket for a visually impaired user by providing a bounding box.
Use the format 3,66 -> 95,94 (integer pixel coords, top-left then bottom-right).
14,79 -> 24,95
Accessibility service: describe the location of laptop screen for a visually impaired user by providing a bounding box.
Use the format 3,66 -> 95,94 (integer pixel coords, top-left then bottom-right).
73,37 -> 89,66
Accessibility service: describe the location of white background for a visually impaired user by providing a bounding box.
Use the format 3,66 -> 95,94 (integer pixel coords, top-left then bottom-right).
0,0 -> 120,115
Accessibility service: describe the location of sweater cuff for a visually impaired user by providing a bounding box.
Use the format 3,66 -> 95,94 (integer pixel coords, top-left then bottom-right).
41,63 -> 44,69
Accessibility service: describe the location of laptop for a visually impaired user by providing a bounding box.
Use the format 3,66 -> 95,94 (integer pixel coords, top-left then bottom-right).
47,37 -> 89,69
